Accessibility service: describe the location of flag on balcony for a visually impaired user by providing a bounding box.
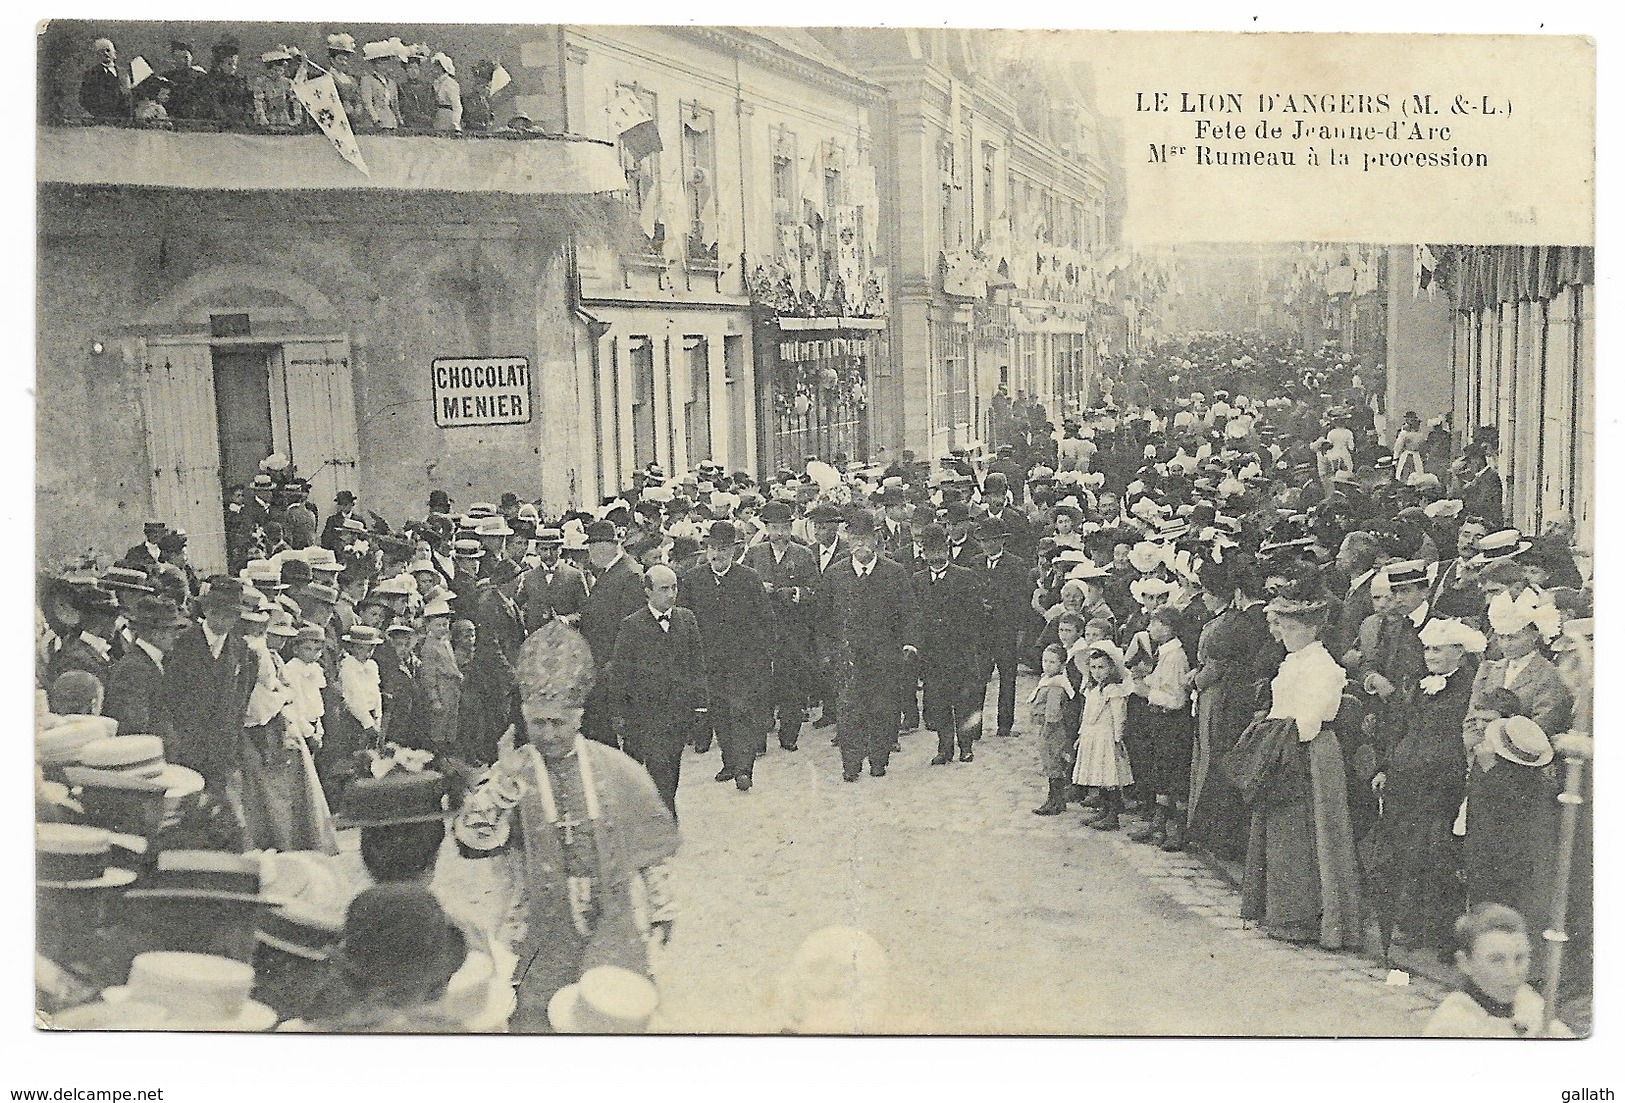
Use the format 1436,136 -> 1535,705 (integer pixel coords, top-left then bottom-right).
608,87 -> 662,161
292,66 -> 368,176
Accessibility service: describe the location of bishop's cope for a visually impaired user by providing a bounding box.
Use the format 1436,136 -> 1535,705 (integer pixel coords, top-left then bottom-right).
450,617 -> 680,1033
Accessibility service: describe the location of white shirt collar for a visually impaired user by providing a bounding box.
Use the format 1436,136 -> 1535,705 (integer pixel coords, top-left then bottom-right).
852,557 -> 872,577
79,632 -> 112,661
1407,601 -> 1429,629
1503,653 -> 1537,686
201,622 -> 229,658
135,638 -> 165,672
145,542 -> 162,559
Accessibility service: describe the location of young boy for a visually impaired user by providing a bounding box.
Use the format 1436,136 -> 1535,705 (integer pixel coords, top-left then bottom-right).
1424,902 -> 1572,1036
1131,607 -> 1193,851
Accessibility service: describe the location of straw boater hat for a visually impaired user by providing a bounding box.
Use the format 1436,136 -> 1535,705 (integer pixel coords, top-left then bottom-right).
125,850 -> 274,905
1483,715 -> 1554,769
36,823 -> 141,890
101,951 -> 278,1031
342,624 -> 385,647
1469,528 -> 1532,567
76,735 -> 205,805
548,965 -> 659,1033
333,771 -> 455,830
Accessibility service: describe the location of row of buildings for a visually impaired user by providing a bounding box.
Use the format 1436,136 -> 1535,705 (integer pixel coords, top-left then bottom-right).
37,22 -> 1127,570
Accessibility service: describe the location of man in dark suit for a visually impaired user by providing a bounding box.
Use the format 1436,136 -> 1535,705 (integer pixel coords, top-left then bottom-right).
102,595 -> 189,739
1328,529 -> 1381,662
515,527 -> 591,632
980,471 -> 1034,558
1457,445 -> 1505,529
47,581 -> 123,695
1428,516 -> 1491,623
978,517 -> 1031,740
942,501 -> 978,566
607,564 -> 709,816
913,525 -> 989,765
824,512 -> 917,781
679,521 -> 774,791
741,501 -> 821,751
807,503 -> 850,730
123,522 -> 169,571
578,520 -> 647,748
320,490 -> 363,553
459,564 -> 528,763
876,487 -> 916,570
79,37 -> 130,119
162,578 -> 259,839
379,624 -> 432,751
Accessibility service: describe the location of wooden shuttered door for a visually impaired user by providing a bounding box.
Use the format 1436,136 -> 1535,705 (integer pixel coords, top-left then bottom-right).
280,339 -> 359,521
141,342 -> 228,573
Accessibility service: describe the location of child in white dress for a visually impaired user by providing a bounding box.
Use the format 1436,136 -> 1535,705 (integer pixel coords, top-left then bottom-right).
1074,641 -> 1134,830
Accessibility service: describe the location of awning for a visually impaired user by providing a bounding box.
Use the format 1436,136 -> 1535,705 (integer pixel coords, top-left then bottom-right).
38,126 -> 627,196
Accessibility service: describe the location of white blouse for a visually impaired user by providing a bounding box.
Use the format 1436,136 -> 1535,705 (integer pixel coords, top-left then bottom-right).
1266,641 -> 1347,742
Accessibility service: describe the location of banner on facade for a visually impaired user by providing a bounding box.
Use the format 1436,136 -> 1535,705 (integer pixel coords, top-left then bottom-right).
432,357 -> 533,428
292,65 -> 369,176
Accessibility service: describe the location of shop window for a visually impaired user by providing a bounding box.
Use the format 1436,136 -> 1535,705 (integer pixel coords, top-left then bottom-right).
933,322 -> 971,429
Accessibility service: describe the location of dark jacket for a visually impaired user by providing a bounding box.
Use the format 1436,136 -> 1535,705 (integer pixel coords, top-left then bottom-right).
579,555 -> 646,668
677,563 -> 775,704
516,561 -> 591,630
825,555 -> 916,676
978,552 -> 1032,634
740,540 -> 821,645
79,63 -> 129,118
102,644 -> 169,739
163,624 -> 258,789
911,563 -> 987,678
606,605 -> 709,750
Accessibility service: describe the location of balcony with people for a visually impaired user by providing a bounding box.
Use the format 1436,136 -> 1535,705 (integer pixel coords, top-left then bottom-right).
40,30 -> 625,198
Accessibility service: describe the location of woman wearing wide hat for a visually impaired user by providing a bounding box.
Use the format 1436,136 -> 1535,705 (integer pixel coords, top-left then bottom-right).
1234,576 -> 1364,949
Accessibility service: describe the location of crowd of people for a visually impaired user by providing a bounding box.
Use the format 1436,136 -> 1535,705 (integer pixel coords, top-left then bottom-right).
35,330 -> 1592,1034
63,31 -> 526,134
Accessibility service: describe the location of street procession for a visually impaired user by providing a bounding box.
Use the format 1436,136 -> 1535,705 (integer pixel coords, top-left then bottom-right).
31,20 -> 1596,1047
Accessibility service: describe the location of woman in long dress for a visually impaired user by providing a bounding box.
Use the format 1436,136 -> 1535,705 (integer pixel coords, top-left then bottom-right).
1239,584 -> 1365,949
1188,560 -> 1277,860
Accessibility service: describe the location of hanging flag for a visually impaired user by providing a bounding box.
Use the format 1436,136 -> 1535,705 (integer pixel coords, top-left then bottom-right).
489,63 -> 512,97
292,67 -> 369,175
802,139 -> 827,229
130,56 -> 153,87
607,87 -> 662,160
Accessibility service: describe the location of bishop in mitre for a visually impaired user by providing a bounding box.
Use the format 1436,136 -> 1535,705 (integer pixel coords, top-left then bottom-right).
452,618 -> 680,1033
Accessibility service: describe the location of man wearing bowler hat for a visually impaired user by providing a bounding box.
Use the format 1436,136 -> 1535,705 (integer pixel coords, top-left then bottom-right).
978,516 -> 1030,740
517,527 -> 591,632
162,577 -> 260,833
678,521 -> 774,789
102,594 -> 190,740
823,511 -> 917,781
124,521 -> 170,570
322,490 -> 364,552
913,525 -> 988,765
741,501 -> 821,751
47,584 -> 122,687
578,521 -> 647,748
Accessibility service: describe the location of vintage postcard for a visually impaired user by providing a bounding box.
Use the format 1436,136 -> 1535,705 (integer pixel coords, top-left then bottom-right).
28,9 -> 1598,1092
